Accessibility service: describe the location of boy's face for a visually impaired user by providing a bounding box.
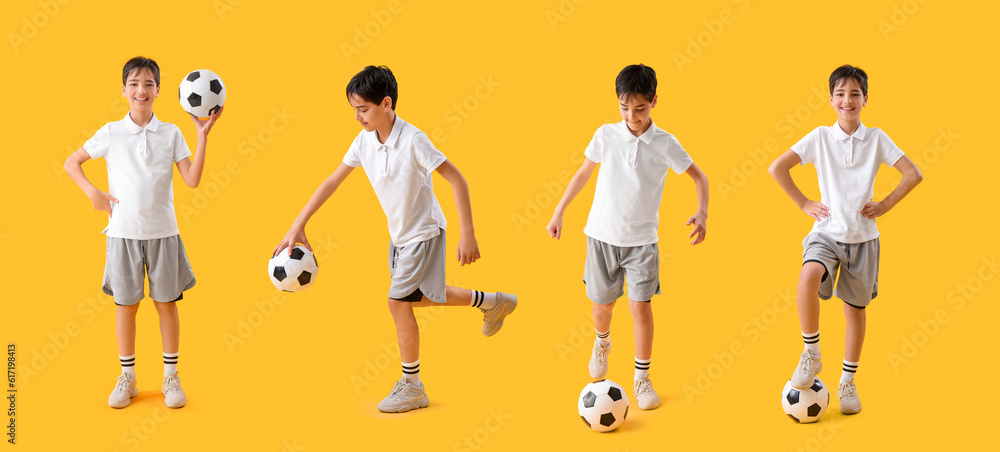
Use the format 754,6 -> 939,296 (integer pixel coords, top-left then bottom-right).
122,68 -> 159,112
830,78 -> 867,123
349,93 -> 393,133
619,93 -> 657,135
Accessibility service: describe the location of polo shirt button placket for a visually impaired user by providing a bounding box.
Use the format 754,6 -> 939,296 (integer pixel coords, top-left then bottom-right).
629,142 -> 638,167
139,129 -> 148,158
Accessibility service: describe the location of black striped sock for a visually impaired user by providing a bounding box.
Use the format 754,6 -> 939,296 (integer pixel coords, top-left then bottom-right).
469,290 -> 497,309
402,359 -> 420,384
163,352 -> 178,377
596,329 -> 610,343
120,354 -> 135,377
470,290 -> 484,308
841,360 -> 858,384
634,357 -> 650,380
802,331 -> 820,354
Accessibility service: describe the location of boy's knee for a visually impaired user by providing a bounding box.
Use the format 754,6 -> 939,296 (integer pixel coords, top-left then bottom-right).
593,301 -> 615,313
800,261 -> 826,283
117,303 -> 140,315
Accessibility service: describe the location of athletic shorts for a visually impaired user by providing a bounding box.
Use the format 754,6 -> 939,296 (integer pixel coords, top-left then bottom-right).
583,237 -> 660,304
388,228 -> 447,304
802,232 -> 880,308
102,235 -> 196,306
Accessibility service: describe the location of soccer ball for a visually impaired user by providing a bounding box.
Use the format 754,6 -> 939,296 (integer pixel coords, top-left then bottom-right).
578,379 -> 629,432
178,69 -> 226,118
781,377 -> 830,423
268,246 -> 318,292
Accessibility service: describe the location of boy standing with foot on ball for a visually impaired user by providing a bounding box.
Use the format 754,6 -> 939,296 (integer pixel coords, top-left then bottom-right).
546,64 -> 709,410
65,56 -> 222,409
274,65 -> 517,414
768,65 -> 922,414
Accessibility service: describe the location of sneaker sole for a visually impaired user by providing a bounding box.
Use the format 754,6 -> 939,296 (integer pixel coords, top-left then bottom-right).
378,397 -> 430,413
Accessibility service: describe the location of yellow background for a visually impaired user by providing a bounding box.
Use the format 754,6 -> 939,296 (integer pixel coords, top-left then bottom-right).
2,0 -> 997,450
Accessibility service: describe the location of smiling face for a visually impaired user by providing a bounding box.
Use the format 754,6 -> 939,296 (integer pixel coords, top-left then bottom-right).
619,93 -> 657,136
830,78 -> 867,125
122,68 -> 159,113
348,93 -> 393,134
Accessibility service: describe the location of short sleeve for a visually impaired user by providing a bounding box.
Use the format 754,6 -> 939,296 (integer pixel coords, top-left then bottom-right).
171,126 -> 192,162
583,127 -> 604,163
343,133 -> 364,167
876,130 -> 905,167
83,123 -> 111,159
791,127 -> 821,165
413,133 -> 447,171
665,135 -> 694,174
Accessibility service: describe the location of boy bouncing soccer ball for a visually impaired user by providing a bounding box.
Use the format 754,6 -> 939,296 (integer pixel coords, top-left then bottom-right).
781,377 -> 830,423
578,379 -> 629,432
268,246 -> 318,292
178,69 -> 225,118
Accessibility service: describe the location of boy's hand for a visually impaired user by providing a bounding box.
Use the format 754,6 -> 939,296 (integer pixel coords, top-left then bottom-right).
274,225 -> 311,256
800,200 -> 830,222
88,189 -> 118,217
860,201 -> 888,220
686,211 -> 707,245
192,106 -> 223,137
546,215 -> 563,240
457,234 -> 480,266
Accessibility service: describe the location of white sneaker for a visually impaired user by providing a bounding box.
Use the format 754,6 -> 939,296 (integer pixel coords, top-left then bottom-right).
588,340 -> 611,379
108,373 -> 138,408
837,378 -> 862,414
482,292 -> 518,337
377,378 -> 430,413
162,372 -> 187,408
791,350 -> 822,389
634,376 -> 661,410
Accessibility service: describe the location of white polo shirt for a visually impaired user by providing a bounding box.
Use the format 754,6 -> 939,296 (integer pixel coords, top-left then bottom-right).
84,114 -> 191,239
343,116 -> 448,247
583,120 -> 694,247
792,122 -> 904,244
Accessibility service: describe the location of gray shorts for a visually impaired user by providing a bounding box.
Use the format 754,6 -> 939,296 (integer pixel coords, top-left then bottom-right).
103,235 -> 196,306
583,237 -> 660,304
802,232 -> 880,308
388,229 -> 447,304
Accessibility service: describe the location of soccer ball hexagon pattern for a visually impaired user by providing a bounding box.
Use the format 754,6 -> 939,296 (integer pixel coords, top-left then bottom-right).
578,379 -> 629,432
268,245 -> 318,292
178,69 -> 226,118
781,377 -> 830,423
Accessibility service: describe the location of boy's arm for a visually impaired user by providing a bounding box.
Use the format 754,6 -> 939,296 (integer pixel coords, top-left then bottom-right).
435,160 -> 479,266
64,147 -> 119,216
861,155 -> 923,219
175,108 -> 223,188
546,158 -> 599,239
767,150 -> 830,222
273,163 -> 355,256
684,163 -> 709,245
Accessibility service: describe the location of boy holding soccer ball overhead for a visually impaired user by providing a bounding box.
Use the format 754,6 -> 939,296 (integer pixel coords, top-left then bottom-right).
64,56 -> 222,409
274,65 -> 518,413
768,65 -> 922,414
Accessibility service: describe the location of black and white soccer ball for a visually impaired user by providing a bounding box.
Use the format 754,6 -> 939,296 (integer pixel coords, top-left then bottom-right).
578,379 -> 629,432
178,69 -> 225,118
781,377 -> 830,423
268,245 -> 318,292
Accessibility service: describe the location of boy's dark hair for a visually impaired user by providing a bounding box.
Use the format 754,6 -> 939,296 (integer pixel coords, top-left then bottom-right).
829,65 -> 868,96
616,64 -> 657,102
122,56 -> 160,87
346,65 -> 398,110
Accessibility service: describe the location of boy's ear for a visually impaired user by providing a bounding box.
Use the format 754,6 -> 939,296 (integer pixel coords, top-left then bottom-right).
650,94 -> 658,108
382,96 -> 392,110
